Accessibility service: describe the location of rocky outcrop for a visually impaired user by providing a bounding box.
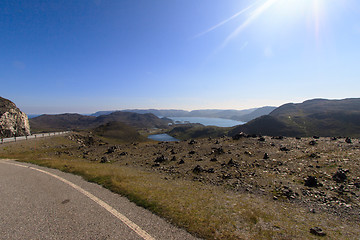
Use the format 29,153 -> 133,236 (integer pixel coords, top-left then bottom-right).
0,97 -> 30,138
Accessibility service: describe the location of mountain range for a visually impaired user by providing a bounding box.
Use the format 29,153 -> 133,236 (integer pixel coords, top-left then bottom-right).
91,106 -> 276,122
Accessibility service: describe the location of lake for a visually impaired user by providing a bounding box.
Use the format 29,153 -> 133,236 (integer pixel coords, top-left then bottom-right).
148,133 -> 179,142
168,117 -> 245,128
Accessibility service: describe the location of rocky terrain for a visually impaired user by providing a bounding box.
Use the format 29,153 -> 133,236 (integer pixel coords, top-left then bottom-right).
0,97 -> 30,138
55,132 -> 360,225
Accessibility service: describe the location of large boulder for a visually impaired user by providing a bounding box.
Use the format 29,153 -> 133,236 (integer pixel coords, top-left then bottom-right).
0,97 -> 30,138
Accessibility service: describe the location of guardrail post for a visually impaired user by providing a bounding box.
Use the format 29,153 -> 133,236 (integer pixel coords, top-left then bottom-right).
25,135 -> 28,140
35,135 -> 37,139
14,136 -> 16,142
1,138 -> 3,144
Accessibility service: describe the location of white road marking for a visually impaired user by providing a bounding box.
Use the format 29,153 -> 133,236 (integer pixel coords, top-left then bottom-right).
0,160 -> 155,240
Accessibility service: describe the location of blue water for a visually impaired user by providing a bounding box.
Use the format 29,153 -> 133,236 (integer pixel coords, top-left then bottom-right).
148,134 -> 179,142
168,117 -> 245,128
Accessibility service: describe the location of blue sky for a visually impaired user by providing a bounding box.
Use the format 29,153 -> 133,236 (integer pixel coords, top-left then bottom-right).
1,0 -> 359,114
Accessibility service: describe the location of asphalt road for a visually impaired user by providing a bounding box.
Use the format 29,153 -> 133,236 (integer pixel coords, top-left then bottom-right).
0,159 -> 199,240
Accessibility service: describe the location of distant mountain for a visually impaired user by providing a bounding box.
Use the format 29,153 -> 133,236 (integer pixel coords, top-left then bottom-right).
30,111 -> 171,133
91,107 -> 275,122
231,106 -> 277,122
230,98 -> 360,137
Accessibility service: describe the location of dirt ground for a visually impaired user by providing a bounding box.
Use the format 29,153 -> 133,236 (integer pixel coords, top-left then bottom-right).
63,133 -> 360,223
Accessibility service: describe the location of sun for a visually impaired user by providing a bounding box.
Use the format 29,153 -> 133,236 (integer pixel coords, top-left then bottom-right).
197,0 -> 330,50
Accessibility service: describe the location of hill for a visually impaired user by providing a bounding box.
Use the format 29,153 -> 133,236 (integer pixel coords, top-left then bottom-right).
92,121 -> 146,143
230,98 -> 360,137
30,111 -> 171,133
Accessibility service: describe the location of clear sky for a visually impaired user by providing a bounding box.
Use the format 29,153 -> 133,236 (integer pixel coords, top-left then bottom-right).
1,0 -> 359,114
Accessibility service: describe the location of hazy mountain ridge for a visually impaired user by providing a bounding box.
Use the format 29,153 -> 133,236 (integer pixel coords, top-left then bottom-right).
230,98 -> 360,137
91,107 -> 276,121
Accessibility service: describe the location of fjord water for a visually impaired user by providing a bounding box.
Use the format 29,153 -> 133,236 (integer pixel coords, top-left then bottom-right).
148,117 -> 245,141
168,117 -> 245,127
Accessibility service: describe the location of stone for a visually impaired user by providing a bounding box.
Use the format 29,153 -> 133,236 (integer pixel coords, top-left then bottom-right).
154,155 -> 168,163
304,176 -> 319,187
193,165 -> 203,174
258,137 -> 266,142
345,137 -> 352,143
106,146 -> 118,154
188,139 -> 197,145
100,156 -> 109,163
232,132 -> 247,140
332,169 -> 347,183
0,97 -> 30,137
280,146 -> 290,152
263,153 -> 269,159
310,227 -> 326,236
178,159 -> 185,164
309,140 -> 317,146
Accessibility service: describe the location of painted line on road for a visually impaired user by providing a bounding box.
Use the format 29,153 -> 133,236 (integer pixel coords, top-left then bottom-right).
0,160 -> 155,240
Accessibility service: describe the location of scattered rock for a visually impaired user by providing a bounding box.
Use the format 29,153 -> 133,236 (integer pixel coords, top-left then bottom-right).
189,150 -> 196,155
188,139 -> 197,145
310,227 -> 326,237
100,156 -> 109,163
304,176 -> 319,187
332,169 -> 347,183
258,137 -> 266,142
193,165 -> 204,174
232,132 -> 247,140
345,137 -> 352,144
280,147 -> 290,152
178,159 -> 185,164
263,153 -> 269,159
309,140 -> 317,146
212,147 -> 225,154
309,153 -> 320,158
106,146 -> 118,154
210,158 -> 217,162
154,155 -> 168,163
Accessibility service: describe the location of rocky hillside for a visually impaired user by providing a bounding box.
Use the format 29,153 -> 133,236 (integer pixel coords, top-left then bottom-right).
30,111 -> 172,133
230,98 -> 360,137
0,97 -> 30,137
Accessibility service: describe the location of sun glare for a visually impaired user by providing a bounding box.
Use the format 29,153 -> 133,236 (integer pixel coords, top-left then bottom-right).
200,0 -> 331,50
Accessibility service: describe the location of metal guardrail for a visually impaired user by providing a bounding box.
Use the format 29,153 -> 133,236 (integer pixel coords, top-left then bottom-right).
0,131 -> 71,144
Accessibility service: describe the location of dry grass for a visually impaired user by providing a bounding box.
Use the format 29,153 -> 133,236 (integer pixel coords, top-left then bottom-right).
1,136 -> 359,239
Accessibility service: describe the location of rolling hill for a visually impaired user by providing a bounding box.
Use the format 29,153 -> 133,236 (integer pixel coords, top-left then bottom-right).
230,98 -> 360,137
30,111 -> 171,133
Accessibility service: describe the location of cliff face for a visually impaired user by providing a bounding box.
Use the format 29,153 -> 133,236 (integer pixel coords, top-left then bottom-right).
0,97 -> 31,138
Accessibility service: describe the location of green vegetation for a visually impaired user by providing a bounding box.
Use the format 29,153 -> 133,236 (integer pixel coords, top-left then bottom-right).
168,125 -> 231,140
92,121 -> 147,143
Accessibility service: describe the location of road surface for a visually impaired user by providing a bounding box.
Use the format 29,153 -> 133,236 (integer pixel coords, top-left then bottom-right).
0,159 -> 199,240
